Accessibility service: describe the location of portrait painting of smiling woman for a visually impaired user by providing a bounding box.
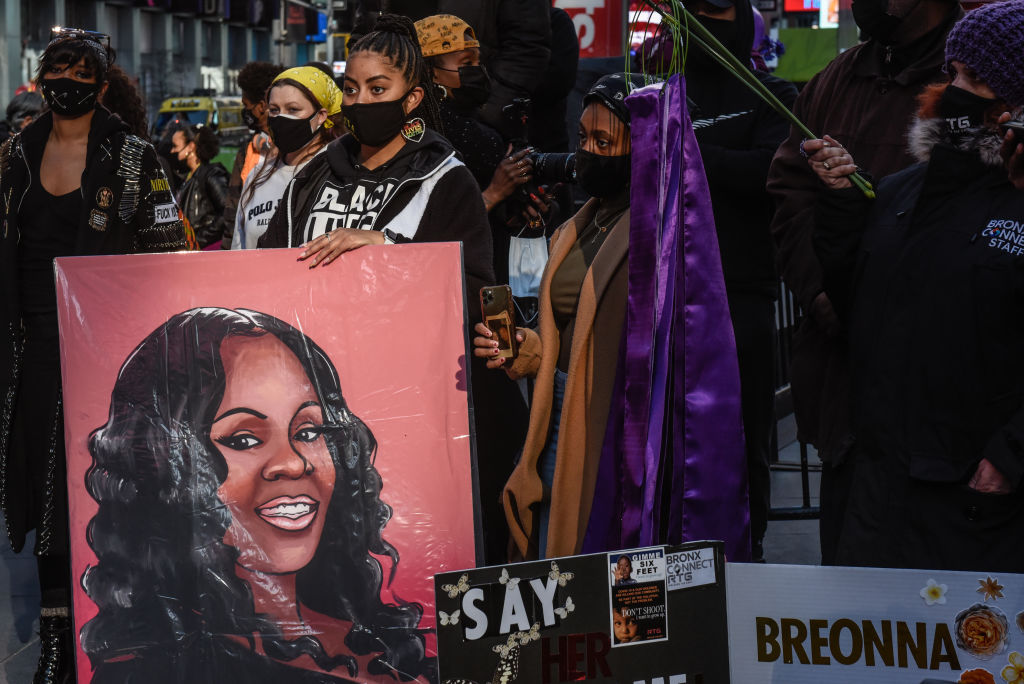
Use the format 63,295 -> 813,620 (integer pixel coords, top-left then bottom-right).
53,247 -> 476,684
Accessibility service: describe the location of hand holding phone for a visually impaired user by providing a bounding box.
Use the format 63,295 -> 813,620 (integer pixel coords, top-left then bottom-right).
1000,119 -> 1024,137
479,285 -> 518,360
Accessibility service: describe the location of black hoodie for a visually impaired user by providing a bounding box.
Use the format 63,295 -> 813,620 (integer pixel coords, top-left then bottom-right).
683,1 -> 798,297
258,129 -> 494,298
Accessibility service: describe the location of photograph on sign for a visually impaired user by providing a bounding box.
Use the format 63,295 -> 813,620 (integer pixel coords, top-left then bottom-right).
56,246 -> 478,683
609,547 -> 669,646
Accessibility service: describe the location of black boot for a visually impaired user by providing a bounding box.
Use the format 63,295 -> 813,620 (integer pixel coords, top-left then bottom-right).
34,614 -> 74,684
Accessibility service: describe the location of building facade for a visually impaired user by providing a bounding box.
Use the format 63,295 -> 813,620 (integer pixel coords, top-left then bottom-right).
0,0 -> 328,122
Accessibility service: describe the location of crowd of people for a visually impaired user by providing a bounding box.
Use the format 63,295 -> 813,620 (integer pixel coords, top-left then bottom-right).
1,0 -> 1024,681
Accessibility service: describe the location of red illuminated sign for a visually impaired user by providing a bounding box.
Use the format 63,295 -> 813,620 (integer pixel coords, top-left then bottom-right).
555,0 -> 627,58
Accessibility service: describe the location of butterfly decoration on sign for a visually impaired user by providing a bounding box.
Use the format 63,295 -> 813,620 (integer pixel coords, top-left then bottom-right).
439,609 -> 461,627
499,568 -> 520,589
554,597 -> 575,619
549,562 -> 575,587
517,622 -> 540,645
442,573 -> 471,598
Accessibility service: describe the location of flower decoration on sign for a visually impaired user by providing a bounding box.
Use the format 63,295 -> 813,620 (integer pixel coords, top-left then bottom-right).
960,668 -> 996,684
1001,652 -> 1024,684
955,604 -> 1011,660
921,579 -> 949,606
979,577 -> 1005,602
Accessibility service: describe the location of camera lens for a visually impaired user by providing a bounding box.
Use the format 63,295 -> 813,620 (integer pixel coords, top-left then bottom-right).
530,152 -> 576,184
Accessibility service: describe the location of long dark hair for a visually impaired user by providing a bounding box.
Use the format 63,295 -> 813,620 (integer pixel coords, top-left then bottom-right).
99,64 -> 148,139
81,308 -> 433,682
349,13 -> 444,136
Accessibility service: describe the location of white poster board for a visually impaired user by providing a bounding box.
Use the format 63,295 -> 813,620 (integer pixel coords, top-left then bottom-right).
728,563 -> 1024,684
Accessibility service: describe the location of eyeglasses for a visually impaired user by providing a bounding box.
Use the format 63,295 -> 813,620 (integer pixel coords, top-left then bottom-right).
49,26 -> 111,52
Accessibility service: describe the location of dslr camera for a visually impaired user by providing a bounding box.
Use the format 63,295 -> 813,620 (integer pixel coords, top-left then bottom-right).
502,97 -> 577,187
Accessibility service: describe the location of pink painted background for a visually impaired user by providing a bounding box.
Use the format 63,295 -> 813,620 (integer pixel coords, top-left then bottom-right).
54,245 -> 477,683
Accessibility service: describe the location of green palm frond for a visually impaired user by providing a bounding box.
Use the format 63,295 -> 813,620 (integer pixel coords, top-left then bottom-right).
629,0 -> 875,199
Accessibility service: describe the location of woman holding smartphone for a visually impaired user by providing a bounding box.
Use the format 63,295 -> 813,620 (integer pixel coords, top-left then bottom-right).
473,74 -> 645,560
259,13 -> 527,564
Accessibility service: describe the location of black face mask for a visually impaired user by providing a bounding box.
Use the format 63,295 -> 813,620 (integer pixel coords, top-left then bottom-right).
687,16 -> 738,73
242,106 -> 260,132
268,111 -> 319,156
575,150 -> 631,199
451,65 -> 491,110
167,147 -> 190,176
938,85 -> 998,142
39,77 -> 100,118
342,90 -> 412,147
851,0 -> 902,42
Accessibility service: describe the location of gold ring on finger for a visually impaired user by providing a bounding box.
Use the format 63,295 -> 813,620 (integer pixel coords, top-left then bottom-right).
823,161 -> 832,170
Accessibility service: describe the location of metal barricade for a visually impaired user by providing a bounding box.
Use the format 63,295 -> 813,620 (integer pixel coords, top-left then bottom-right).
769,279 -> 820,521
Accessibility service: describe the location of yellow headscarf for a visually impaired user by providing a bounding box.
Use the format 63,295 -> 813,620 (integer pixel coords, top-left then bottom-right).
271,66 -> 344,127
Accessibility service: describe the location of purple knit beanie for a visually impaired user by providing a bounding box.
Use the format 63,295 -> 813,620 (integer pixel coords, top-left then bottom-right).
945,0 -> 1024,107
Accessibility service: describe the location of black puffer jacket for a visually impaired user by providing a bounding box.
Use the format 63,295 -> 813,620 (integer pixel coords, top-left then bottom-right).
815,118 -> 1024,487
177,161 -> 230,248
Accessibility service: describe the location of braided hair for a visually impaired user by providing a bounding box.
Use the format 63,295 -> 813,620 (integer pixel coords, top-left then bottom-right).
349,13 -> 444,136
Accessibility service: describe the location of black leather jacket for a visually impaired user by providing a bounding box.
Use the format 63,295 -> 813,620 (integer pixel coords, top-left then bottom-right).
177,162 -> 230,248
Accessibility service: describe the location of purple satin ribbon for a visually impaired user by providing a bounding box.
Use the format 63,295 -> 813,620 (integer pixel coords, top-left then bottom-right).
583,75 -> 750,561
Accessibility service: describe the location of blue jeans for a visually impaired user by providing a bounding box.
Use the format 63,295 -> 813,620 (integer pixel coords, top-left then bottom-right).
537,369 -> 567,558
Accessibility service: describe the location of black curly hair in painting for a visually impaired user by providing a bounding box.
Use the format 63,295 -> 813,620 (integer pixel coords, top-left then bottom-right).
80,308 -> 435,683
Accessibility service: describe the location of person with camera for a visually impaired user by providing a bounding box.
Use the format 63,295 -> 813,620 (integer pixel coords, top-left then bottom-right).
472,73 -> 647,560
415,13 -> 560,328
415,14 -> 531,208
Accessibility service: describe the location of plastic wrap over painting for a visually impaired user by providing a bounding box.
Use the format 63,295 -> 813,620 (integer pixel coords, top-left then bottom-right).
54,245 -> 478,684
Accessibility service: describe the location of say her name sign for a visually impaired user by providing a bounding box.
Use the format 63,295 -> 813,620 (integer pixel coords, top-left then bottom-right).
728,563 -> 1024,684
435,542 -> 729,684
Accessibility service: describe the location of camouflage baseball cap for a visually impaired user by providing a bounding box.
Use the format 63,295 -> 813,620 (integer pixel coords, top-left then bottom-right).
414,14 -> 481,58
